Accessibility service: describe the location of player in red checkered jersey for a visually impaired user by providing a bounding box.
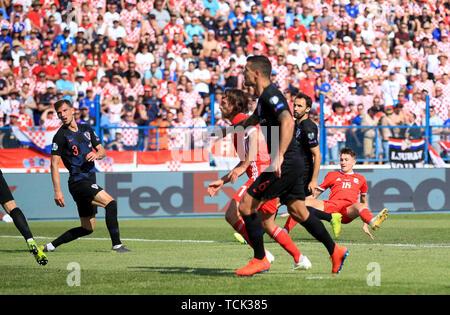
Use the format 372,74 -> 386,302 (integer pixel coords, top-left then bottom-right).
285,148 -> 389,239
208,89 -> 312,270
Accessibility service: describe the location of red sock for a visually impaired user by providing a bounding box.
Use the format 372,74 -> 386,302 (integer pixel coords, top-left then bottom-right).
232,218 -> 253,248
359,207 -> 374,225
283,216 -> 298,232
270,226 -> 301,263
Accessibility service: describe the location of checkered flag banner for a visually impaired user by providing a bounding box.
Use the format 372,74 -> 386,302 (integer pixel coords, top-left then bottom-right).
11,126 -> 59,154
165,160 -> 181,172
95,157 -> 114,172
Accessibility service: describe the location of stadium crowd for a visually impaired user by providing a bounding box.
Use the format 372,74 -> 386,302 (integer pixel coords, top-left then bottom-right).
0,0 -> 448,163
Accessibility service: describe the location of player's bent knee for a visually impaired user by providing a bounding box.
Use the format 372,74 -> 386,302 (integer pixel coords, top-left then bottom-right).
225,201 -> 239,224
287,200 -> 309,222
2,200 -> 18,213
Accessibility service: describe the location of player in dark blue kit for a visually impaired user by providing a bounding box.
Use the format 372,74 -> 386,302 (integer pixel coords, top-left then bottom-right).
282,93 -> 342,237
0,170 -> 48,265
41,99 -> 130,253
232,56 -> 348,275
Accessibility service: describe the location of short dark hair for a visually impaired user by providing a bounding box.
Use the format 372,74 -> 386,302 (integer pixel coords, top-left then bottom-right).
295,92 -> 312,108
54,99 -> 72,111
339,147 -> 356,158
246,55 -> 272,78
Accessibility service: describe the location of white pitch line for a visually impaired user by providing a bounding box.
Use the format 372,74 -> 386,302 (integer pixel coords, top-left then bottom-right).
1,235 -> 450,248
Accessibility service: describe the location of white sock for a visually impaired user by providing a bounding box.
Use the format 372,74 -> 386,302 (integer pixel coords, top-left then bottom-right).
112,244 -> 123,250
26,238 -> 34,243
46,243 -> 55,251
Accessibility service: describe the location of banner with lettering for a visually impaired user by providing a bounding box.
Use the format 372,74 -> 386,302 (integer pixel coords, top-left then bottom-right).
388,138 -> 425,168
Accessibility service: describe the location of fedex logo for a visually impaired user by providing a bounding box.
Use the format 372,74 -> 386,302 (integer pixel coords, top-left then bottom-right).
105,173 -> 235,216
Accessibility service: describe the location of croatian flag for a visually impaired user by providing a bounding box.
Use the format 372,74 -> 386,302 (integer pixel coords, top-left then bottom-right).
439,140 -> 450,153
427,141 -> 446,168
11,126 -> 60,154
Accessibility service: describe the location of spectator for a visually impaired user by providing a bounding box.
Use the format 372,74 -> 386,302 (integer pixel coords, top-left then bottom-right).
150,0 -> 171,30
118,111 -> 139,151
428,106 -> 444,156
405,113 -> 424,140
326,102 -> 350,163
106,131 -> 125,152
361,106 -> 381,165
146,113 -> 172,151
55,69 -> 75,102
0,111 -> 22,149
79,105 -> 96,126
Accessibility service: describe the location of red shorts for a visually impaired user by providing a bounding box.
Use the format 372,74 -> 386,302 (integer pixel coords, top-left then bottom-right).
233,178 -> 278,215
323,200 -> 354,224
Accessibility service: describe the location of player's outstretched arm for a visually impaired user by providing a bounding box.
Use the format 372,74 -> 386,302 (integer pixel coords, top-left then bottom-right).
51,155 -> 65,207
309,146 -> 322,193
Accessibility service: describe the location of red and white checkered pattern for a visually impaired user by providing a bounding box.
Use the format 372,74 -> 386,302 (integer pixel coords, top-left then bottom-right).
95,157 -> 114,172
43,117 -> 62,128
414,80 -> 435,94
185,0 -> 204,13
125,26 -> 141,46
218,55 -> 231,72
165,160 -> 181,172
436,80 -> 450,98
138,0 -> 154,15
167,41 -> 186,56
169,120 -> 191,149
124,83 -> 144,99
17,114 -> 33,128
101,51 -> 120,67
162,93 -> 180,112
430,96 -> 449,121
326,113 -> 351,144
118,121 -> 138,146
404,100 -> 426,124
180,90 -> 203,121
275,64 -> 289,93
331,81 -> 350,103
163,24 -> 184,41
120,8 -> 142,27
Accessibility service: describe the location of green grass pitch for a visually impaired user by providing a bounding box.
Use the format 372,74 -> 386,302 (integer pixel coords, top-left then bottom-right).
1,213 -> 449,295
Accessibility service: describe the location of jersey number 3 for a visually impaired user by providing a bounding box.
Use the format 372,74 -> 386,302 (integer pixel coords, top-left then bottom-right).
72,145 -> 79,156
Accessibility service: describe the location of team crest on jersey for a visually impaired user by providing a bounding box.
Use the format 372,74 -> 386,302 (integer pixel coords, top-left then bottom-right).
308,132 -> 315,140
91,184 -> 98,189
93,130 -> 100,141
270,96 -> 279,104
52,143 -> 58,151
84,131 -> 91,141
354,178 -> 359,184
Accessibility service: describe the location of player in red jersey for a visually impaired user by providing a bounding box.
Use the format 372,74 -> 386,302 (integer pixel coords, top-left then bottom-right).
208,88 -> 312,270
284,147 -> 388,239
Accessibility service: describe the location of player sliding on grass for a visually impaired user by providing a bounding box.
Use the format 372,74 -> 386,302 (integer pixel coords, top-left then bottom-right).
41,99 -> 130,253
208,88 -> 312,270
283,147 -> 389,239
0,170 -> 48,265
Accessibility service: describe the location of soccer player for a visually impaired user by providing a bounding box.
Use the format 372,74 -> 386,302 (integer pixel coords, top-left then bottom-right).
0,170 -> 48,265
41,99 -> 130,253
224,55 -> 348,276
284,147 -> 389,239
283,93 -> 342,236
208,88 -> 312,270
